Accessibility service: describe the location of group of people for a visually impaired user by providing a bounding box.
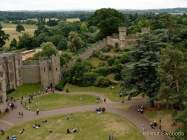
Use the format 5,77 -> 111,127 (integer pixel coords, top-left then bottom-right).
136,105 -> 144,114
96,107 -> 106,113
150,119 -> 162,130
67,128 -> 79,134
18,112 -> 24,118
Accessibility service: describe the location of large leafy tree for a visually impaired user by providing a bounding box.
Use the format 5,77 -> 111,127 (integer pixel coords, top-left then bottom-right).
89,8 -> 125,38
0,24 -> 9,48
17,33 -> 38,49
121,33 -> 161,106
158,46 -> 187,109
39,42 -> 58,58
16,24 -> 25,32
67,31 -> 84,52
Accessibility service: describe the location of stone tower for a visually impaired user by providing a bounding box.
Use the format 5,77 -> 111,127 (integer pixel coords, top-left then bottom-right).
39,55 -> 61,88
51,55 -> 61,86
0,53 -> 23,91
0,61 -> 7,112
119,27 -> 127,48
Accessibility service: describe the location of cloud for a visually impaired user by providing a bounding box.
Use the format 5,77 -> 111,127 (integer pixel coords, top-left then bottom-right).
0,0 -> 187,11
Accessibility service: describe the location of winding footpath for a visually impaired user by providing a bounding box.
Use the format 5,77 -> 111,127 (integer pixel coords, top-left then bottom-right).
0,92 -> 168,140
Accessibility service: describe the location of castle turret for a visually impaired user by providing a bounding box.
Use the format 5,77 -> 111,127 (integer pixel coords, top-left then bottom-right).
39,55 -> 61,88
119,27 -> 127,48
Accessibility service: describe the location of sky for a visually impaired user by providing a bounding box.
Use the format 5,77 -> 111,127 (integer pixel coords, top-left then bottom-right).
0,0 -> 187,11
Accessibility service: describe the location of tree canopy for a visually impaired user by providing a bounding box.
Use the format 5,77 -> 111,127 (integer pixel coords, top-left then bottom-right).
89,8 -> 125,38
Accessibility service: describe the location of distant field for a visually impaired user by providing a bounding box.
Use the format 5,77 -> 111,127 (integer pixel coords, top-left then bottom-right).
0,22 -> 37,48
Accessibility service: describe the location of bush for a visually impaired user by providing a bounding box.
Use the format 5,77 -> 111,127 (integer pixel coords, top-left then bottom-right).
60,53 -> 72,66
95,66 -> 111,76
98,53 -> 111,61
107,57 -> 120,66
101,46 -> 111,52
95,76 -> 112,87
119,52 -> 129,64
79,72 -> 98,86
113,47 -> 121,52
55,81 -> 66,91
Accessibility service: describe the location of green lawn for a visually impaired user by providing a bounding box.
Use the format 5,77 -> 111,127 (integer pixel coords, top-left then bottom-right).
8,84 -> 42,99
0,112 -> 145,140
26,93 -> 97,111
64,84 -> 121,101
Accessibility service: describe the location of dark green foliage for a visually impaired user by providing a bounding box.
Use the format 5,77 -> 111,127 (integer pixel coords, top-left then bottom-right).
89,8 -> 125,38
0,24 -> 9,48
80,72 -> 98,86
16,24 -> 25,32
57,37 -> 67,50
18,33 -> 38,49
55,81 -> 66,91
47,19 -> 58,26
95,76 -> 112,87
95,66 -> 111,76
60,53 -> 72,66
69,60 -> 92,86
10,38 -> 17,49
121,33 -> 161,106
34,42 -> 57,58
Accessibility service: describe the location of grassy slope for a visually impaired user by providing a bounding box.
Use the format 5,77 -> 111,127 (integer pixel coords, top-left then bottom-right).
26,93 -> 97,111
64,84 -> 121,101
0,112 -> 145,140
8,84 -> 42,99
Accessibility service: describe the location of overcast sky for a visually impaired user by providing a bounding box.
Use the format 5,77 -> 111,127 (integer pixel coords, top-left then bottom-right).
0,0 -> 187,11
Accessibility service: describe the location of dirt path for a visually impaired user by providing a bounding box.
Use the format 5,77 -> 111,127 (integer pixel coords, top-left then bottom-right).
0,92 -> 168,140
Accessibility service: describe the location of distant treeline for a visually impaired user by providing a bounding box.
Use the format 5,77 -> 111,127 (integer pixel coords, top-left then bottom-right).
0,8 -> 186,21
0,11 -> 94,21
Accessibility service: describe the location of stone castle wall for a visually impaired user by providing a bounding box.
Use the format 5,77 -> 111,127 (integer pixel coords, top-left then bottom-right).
0,53 -> 61,112
22,65 -> 41,84
0,61 -> 7,112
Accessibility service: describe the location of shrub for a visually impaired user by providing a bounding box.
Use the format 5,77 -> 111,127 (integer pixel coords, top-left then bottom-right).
119,52 -> 129,64
101,46 -> 111,52
79,72 -> 98,86
55,81 -> 66,91
95,66 -> 111,76
98,53 -> 111,61
95,76 -> 112,87
60,53 -> 72,66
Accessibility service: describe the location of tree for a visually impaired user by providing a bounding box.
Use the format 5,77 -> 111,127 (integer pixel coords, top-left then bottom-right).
67,31 -> 84,52
121,34 -> 161,106
39,42 -> 58,58
69,60 -> 92,86
10,38 -> 17,49
47,19 -> 58,26
89,8 -> 125,38
158,46 -> 187,109
57,37 -> 67,50
16,24 -> 25,32
17,33 -> 38,49
0,24 -> 9,48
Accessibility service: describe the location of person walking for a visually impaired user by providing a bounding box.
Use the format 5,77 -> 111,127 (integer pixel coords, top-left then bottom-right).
36,109 -> 40,116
